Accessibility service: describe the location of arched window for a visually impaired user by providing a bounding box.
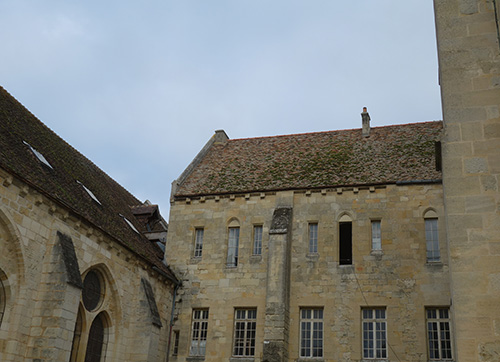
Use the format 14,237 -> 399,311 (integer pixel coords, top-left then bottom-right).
227,219 -> 240,267
339,214 -> 353,265
424,210 -> 440,262
85,313 -> 107,362
70,307 -> 83,361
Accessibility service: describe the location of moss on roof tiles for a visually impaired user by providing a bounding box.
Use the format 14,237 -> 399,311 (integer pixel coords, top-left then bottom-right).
0,86 -> 175,281
175,122 -> 443,197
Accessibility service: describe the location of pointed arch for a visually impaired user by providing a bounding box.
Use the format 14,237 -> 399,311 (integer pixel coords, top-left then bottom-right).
84,312 -> 110,362
0,206 -> 26,286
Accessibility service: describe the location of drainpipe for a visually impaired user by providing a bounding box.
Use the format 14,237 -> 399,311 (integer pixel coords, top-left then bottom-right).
166,283 -> 180,362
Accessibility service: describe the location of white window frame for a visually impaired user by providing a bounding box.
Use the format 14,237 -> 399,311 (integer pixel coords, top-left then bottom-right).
308,223 -> 318,254
426,308 -> 453,361
253,225 -> 263,256
232,309 -> 257,357
227,227 -> 240,267
425,218 -> 440,262
194,228 -> 204,258
189,309 -> 209,356
300,308 -> 323,358
362,308 -> 387,359
371,220 -> 381,251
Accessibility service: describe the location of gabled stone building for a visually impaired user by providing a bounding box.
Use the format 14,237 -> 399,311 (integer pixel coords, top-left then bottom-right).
166,121 -> 450,361
0,86 -> 179,361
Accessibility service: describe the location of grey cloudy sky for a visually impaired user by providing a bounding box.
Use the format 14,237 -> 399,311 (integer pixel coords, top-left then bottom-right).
0,0 -> 442,216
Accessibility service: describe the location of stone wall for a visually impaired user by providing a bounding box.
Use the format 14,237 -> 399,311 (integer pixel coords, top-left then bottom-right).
167,183 -> 449,362
434,0 -> 500,360
0,168 -> 175,361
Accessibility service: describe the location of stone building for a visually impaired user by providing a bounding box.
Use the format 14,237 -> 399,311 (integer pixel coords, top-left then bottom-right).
166,121 -> 450,362
0,86 -> 179,361
434,0 -> 500,360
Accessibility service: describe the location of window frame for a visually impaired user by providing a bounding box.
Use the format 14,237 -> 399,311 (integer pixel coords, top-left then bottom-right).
194,228 -> 204,259
362,308 -> 387,360
253,225 -> 263,256
371,220 -> 382,251
308,223 -> 318,254
226,227 -> 240,267
425,217 -> 440,263
339,221 -> 353,265
232,308 -> 257,357
299,307 -> 324,358
426,307 -> 453,361
189,309 -> 209,357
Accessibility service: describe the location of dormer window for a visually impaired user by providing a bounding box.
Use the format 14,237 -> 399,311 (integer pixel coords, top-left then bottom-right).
119,214 -> 140,234
23,141 -> 53,169
77,181 -> 101,205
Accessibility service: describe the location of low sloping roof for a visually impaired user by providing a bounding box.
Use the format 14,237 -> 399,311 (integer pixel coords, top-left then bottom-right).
175,122 -> 443,198
0,86 -> 176,282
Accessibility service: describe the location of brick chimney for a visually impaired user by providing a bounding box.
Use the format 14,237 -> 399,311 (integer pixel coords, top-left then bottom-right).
361,107 -> 370,137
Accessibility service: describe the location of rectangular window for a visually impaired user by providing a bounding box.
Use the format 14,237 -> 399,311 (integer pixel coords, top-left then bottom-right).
371,220 -> 381,251
309,223 -> 318,253
300,308 -> 323,358
425,218 -> 440,262
426,308 -> 453,360
194,228 -> 204,258
339,221 -> 352,265
253,225 -> 263,255
233,309 -> 257,357
227,227 -> 240,267
190,309 -> 209,356
362,308 -> 387,359
172,330 -> 180,356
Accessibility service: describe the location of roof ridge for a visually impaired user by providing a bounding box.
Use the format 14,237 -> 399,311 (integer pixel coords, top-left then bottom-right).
228,120 -> 443,142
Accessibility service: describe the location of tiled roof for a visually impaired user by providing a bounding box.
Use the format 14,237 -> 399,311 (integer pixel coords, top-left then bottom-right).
175,122 -> 443,197
0,86 -> 177,283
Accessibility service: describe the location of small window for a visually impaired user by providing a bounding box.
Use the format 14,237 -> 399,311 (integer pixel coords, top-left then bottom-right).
300,308 -> 323,358
227,227 -> 240,267
82,270 -> 105,312
77,181 -> 102,205
190,309 -> 209,356
308,223 -> 318,254
119,214 -> 140,234
339,221 -> 352,265
23,141 -> 53,169
371,220 -> 381,251
362,308 -> 387,359
172,330 -> 180,356
233,309 -> 257,357
194,228 -> 204,258
253,225 -> 263,255
426,308 -> 453,360
425,218 -> 440,262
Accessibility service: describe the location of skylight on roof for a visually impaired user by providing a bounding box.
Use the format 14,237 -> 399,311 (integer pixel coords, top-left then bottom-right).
77,181 -> 102,205
23,141 -> 53,169
119,214 -> 140,234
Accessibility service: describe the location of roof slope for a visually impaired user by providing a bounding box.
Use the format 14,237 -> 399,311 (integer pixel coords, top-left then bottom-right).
0,86 -> 176,281
175,122 -> 443,197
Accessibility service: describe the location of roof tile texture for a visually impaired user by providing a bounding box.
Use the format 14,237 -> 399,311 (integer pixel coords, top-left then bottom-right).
0,86 -> 175,280
176,122 -> 443,197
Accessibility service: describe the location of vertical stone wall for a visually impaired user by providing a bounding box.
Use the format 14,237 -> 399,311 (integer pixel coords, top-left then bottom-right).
434,0 -> 500,360
167,183 -> 448,362
0,170 -> 175,361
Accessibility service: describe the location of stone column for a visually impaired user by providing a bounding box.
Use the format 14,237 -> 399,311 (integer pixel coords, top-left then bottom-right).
262,207 -> 292,362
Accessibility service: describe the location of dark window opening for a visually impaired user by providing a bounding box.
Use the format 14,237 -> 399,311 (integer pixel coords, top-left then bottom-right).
85,314 -> 105,362
339,222 -> 352,265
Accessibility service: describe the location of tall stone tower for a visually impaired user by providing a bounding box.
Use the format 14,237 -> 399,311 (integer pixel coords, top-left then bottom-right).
434,0 -> 500,360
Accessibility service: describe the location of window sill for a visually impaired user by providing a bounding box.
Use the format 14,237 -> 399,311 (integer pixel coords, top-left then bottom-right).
296,358 -> 324,362
186,356 -> 205,362
306,253 -> 319,261
230,358 -> 255,362
190,257 -> 202,264
250,255 -> 262,263
425,261 -> 444,268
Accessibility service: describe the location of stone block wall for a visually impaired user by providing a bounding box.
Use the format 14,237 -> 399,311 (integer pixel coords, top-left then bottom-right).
434,0 -> 500,360
0,168 -> 175,361
167,183 -> 449,362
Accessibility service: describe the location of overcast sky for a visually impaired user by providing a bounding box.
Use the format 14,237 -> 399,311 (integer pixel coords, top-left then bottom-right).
0,0 -> 442,217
